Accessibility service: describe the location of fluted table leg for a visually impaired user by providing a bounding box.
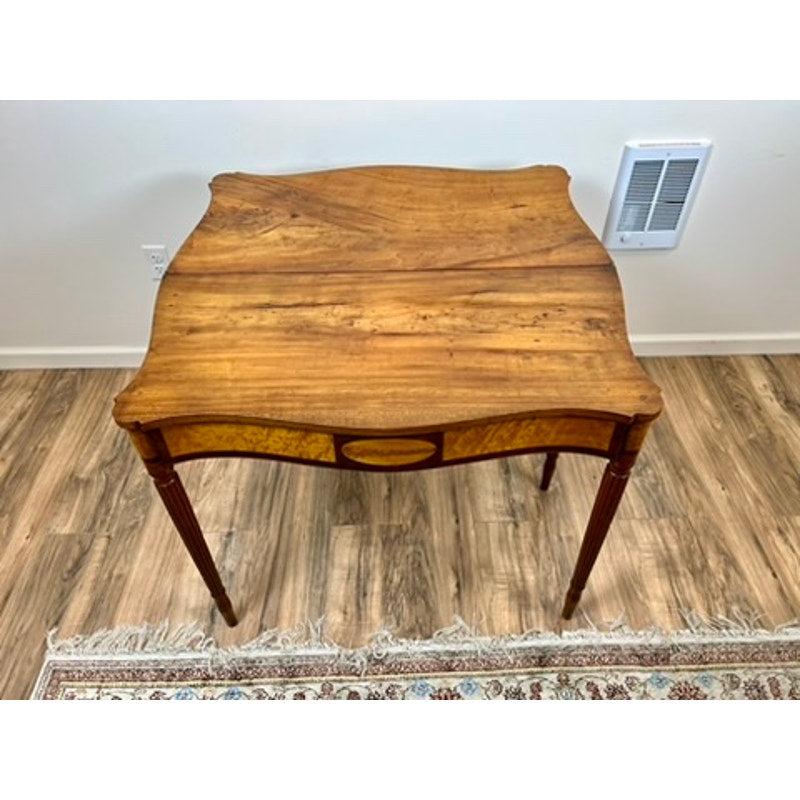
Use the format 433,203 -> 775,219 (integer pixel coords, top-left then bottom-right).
561,453 -> 636,620
145,460 -> 238,627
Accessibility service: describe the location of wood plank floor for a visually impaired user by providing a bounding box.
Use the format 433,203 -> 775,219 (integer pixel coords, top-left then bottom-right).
1,356 -> 799,698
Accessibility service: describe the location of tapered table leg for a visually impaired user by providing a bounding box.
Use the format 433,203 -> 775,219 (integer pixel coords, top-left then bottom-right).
145,460 -> 238,627
540,451 -> 559,491
561,453 -> 636,620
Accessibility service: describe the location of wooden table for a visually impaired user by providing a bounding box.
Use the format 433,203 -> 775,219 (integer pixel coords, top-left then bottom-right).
113,165 -> 663,628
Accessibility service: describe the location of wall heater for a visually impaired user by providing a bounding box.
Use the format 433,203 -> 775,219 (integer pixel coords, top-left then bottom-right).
602,139 -> 712,250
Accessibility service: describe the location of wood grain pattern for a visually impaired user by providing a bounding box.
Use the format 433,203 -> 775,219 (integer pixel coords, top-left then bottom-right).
442,415 -> 617,461
160,421 -> 336,463
114,268 -> 661,434
176,166 -> 612,275
113,167 -> 661,442
0,357 -> 799,698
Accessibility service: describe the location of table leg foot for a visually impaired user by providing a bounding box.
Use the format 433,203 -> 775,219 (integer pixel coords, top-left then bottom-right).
560,454 -> 634,620
540,451 -> 559,491
146,460 -> 239,627
214,593 -> 239,627
561,589 -> 582,620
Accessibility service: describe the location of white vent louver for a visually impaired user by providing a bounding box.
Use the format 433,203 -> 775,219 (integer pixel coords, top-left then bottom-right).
602,140 -> 712,249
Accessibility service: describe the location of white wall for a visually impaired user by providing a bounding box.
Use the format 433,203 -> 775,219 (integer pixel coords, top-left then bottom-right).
1,100 -> 798,367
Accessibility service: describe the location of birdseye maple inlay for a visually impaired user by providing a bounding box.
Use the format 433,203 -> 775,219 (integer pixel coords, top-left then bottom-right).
113,164 -> 663,627
340,438 -> 439,467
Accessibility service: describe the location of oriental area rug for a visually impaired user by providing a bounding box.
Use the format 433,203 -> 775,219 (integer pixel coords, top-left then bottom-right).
33,616 -> 800,700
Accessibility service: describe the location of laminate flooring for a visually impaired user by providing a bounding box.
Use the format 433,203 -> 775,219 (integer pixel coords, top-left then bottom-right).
1,356 -> 798,698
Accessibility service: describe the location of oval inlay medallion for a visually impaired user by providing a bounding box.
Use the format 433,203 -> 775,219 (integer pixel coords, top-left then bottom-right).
341,438 -> 438,466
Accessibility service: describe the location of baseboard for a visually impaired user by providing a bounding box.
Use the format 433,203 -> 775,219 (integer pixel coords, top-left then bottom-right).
1,334 -> 799,369
0,346 -> 146,370
630,333 -> 800,357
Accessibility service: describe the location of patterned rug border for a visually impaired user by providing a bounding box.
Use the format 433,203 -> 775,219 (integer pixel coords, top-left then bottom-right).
33,611 -> 800,699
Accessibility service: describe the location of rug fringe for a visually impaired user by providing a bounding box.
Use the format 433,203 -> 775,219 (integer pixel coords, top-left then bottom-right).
45,607 -> 800,666
45,621 -> 216,655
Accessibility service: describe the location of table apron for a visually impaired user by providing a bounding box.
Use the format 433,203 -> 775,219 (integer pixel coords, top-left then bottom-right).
127,415 -> 650,471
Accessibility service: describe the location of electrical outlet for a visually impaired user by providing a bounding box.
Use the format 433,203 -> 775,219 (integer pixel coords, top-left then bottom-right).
141,245 -> 169,281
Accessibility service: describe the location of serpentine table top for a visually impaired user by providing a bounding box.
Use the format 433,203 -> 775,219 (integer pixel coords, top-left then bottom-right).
113,165 -> 663,627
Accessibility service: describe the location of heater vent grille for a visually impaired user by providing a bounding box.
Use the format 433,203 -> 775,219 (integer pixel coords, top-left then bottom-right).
603,141 -> 711,249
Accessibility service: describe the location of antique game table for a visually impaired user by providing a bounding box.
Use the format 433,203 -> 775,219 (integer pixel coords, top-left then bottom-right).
113,165 -> 663,627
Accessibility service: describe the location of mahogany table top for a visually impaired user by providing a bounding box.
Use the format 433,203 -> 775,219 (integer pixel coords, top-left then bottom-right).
114,166 -> 661,440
